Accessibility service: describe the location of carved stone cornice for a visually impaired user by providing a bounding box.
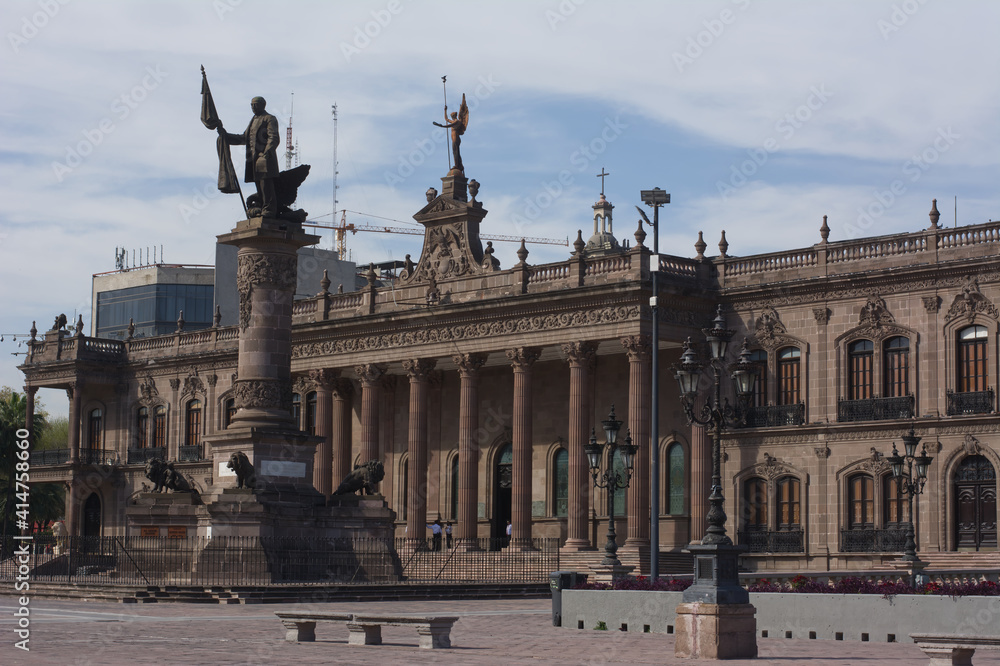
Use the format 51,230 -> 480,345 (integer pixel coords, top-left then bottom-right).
402,358 -> 437,381
562,341 -> 599,368
506,347 -> 542,370
454,352 -> 488,378
620,335 -> 651,361
291,305 -> 641,359
354,363 -> 387,387
945,277 -> 999,323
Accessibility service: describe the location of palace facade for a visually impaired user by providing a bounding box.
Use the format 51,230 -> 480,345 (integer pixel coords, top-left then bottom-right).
19,185 -> 999,573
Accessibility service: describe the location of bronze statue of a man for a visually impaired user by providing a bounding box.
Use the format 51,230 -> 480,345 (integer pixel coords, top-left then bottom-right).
217,97 -> 280,217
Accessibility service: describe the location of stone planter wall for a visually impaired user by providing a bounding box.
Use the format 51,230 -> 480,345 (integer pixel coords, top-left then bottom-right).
562,590 -> 1000,642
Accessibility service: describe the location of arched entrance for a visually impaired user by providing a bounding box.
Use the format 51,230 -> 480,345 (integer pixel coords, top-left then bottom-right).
954,455 -> 997,551
491,443 -> 512,549
82,493 -> 102,539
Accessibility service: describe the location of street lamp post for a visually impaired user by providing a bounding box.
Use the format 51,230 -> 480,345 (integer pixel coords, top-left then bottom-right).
584,405 -> 638,567
673,307 -> 756,604
639,187 -> 669,579
885,428 -> 934,563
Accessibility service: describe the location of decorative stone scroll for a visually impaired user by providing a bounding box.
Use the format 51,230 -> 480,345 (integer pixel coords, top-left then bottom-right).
234,378 -> 292,412
236,253 -> 298,331
139,374 -> 158,407
750,452 -> 791,480
945,277 -> 999,323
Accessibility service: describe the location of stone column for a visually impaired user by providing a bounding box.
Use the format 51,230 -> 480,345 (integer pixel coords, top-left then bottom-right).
563,342 -> 598,550
690,424 -> 709,542
309,369 -> 339,496
23,385 -> 37,441
355,364 -> 386,465
331,378 -> 355,489
403,359 -> 436,546
67,381 -> 82,463
622,335 -> 651,550
63,479 -> 77,537
507,347 -> 541,550
454,352 -> 488,550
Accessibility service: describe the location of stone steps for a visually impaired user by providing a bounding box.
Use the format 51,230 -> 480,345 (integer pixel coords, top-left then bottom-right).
916,551 -> 1000,570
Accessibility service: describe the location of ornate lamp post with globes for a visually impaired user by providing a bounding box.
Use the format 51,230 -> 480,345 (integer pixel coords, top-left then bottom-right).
885,428 -> 933,566
583,405 -> 638,569
672,306 -> 759,660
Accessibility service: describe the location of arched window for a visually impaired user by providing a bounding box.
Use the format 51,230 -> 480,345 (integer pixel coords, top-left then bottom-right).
749,350 -> 767,407
848,340 -> 874,400
306,391 -> 317,436
744,477 -> 768,530
185,399 -> 202,448
958,325 -> 989,392
883,474 -> 908,527
223,398 -> 236,429
153,406 -> 167,448
553,448 -> 569,517
136,407 -> 149,449
291,393 -> 302,429
883,336 -> 910,397
450,454 -> 460,521
666,443 -> 685,516
776,476 -> 800,531
847,473 -> 874,530
777,347 -> 800,405
87,409 -> 102,450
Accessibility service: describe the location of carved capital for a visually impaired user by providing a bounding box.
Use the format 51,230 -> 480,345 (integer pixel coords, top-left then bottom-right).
922,295 -> 941,314
206,374 -> 219,388
453,352 -> 488,377
402,358 -> 437,382
562,341 -> 599,367
308,368 -> 341,391
620,335 -> 652,361
354,363 -> 387,387
506,347 -> 542,370
814,445 -> 831,459
330,377 -> 355,401
24,385 -> 38,398
812,307 -> 830,325
168,378 -> 181,391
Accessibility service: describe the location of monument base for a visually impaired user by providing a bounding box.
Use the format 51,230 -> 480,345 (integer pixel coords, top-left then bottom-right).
674,602 -> 758,660
588,562 -> 635,583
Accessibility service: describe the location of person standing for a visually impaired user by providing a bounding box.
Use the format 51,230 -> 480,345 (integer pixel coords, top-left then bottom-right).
505,520 -> 512,548
427,519 -> 443,551
445,522 -> 453,549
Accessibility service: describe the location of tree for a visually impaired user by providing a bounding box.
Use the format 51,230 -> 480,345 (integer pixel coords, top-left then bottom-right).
1,389 -> 48,544
37,416 -> 68,451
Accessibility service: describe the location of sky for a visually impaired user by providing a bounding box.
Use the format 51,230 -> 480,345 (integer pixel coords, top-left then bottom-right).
2,0 -> 998,416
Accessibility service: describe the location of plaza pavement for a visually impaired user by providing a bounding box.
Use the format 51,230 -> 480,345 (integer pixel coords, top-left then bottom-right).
3,595 -> 999,665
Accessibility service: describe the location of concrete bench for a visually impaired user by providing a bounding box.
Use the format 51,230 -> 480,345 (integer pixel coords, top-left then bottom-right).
910,633 -> 1000,665
275,611 -> 459,649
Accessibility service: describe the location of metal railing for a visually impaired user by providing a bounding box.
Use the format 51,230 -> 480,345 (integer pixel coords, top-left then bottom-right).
738,530 -> 804,553
742,403 -> 805,428
78,449 -> 115,465
29,448 -> 70,465
127,447 -> 167,465
837,395 -> 914,422
178,445 -> 203,462
839,528 -> 908,553
946,388 -> 994,416
0,536 -> 560,586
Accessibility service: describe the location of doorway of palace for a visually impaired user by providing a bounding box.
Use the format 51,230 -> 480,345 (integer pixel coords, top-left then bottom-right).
491,443 -> 512,550
955,455 -> 998,551
82,492 -> 102,541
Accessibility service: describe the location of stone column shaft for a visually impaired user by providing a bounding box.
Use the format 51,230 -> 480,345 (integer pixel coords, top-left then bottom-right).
563,342 -> 598,550
310,369 -> 338,496
67,383 -> 82,463
355,364 -> 386,465
331,379 -> 354,489
455,353 -> 487,549
623,336 -> 651,548
508,347 -> 541,549
690,424 -> 710,542
404,359 -> 436,544
24,385 -> 37,441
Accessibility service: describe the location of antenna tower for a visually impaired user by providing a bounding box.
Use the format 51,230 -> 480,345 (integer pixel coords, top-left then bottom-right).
284,92 -> 298,169
332,102 -> 340,253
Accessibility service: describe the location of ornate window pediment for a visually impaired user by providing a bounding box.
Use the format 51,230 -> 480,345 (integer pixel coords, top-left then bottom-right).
751,306 -> 800,352
945,277 -> 999,323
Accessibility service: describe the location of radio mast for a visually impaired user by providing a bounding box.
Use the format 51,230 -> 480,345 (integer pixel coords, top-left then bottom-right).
332,102 -> 340,254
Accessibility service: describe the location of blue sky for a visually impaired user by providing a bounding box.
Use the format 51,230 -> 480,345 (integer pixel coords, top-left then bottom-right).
2,0 -> 998,415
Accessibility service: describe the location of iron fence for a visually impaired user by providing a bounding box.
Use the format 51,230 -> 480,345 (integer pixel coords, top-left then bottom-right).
127,447 -> 166,465
742,403 -> 805,428
29,448 -> 70,466
839,528 -> 908,553
946,389 -> 994,415
0,535 -> 560,586
178,445 -> 203,462
737,529 -> 804,553
837,395 -> 914,422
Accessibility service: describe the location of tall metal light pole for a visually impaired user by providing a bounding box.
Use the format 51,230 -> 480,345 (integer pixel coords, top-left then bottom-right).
583,406 -> 638,568
638,187 -> 669,579
885,428 -> 933,564
673,308 -> 756,603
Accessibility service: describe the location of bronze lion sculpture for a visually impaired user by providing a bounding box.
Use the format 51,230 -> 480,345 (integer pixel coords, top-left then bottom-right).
333,460 -> 384,496
227,451 -> 255,489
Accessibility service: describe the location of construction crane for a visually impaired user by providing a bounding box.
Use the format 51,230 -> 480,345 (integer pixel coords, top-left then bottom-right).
304,210 -> 568,259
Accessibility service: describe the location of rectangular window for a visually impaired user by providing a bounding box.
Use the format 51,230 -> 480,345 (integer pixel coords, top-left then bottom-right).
849,341 -> 874,400
959,328 -> 989,392
884,338 -> 910,398
777,348 -> 800,405
777,478 -> 800,529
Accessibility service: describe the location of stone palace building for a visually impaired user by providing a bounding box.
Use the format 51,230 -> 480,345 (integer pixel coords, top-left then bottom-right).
19,169 -> 999,572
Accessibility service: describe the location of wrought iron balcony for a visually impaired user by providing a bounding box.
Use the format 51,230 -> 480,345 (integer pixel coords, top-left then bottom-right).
178,445 -> 204,462
79,449 -> 116,465
742,403 -> 805,428
837,395 -> 914,422
29,448 -> 70,465
946,388 -> 994,416
127,447 -> 167,465
738,529 -> 804,553
839,528 -> 907,553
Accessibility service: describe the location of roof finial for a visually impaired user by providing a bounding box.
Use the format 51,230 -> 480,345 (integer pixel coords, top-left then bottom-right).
929,198 -> 940,229
718,230 -> 729,258
820,215 -> 830,243
694,231 -> 707,260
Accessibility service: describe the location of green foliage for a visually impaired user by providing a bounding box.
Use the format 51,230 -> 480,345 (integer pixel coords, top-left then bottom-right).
594,621 -> 608,631
37,416 -> 68,451
1,388 -> 50,537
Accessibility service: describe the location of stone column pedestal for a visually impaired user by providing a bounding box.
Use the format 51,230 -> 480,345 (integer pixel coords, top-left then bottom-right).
673,602 -> 758,660
587,562 -> 635,584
